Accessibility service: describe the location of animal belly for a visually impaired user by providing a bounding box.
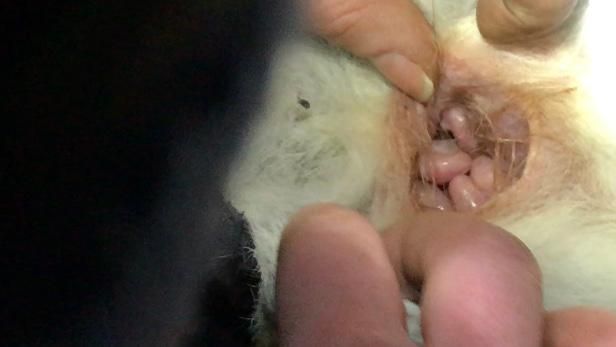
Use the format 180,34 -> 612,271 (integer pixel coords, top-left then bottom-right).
225,0 -> 616,343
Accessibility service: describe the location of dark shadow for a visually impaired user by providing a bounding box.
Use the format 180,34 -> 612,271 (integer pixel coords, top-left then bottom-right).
4,0 -> 288,345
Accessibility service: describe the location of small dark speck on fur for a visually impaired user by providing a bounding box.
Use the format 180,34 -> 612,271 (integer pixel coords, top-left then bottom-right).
298,98 -> 310,109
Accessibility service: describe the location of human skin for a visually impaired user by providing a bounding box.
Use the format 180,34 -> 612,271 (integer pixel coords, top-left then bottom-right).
306,0 -> 578,100
273,0 -> 616,345
276,204 -> 616,346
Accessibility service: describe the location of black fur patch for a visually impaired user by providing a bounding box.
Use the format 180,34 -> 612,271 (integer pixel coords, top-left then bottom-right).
183,202 -> 260,347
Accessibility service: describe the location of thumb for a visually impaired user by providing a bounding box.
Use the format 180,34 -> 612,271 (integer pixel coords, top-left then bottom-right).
276,204 -> 416,346
477,0 -> 579,43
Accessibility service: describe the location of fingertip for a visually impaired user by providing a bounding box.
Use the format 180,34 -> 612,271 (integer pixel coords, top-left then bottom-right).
373,52 -> 434,103
388,212 -> 543,347
308,0 -> 438,101
477,0 -> 579,43
277,204 -> 413,346
419,73 -> 435,103
280,203 -> 372,253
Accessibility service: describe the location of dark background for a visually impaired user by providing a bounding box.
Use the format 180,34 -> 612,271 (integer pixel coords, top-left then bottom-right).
4,1 -> 289,346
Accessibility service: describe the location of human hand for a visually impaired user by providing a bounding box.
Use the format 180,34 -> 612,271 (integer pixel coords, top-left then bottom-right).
477,0 -> 580,43
306,0 -> 438,102
276,204 -> 616,346
307,0 -> 581,102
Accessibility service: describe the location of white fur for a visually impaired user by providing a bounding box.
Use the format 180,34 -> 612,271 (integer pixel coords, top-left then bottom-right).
225,1 -> 616,344
225,40 -> 393,336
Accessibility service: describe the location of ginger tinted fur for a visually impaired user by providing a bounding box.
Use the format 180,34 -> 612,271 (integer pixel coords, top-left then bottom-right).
226,1 -> 616,344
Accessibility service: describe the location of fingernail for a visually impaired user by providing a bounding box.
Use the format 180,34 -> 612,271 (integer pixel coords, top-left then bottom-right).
373,53 -> 435,103
418,72 -> 434,103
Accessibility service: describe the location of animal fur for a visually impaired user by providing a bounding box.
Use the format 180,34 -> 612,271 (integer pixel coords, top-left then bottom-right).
225,1 -> 616,344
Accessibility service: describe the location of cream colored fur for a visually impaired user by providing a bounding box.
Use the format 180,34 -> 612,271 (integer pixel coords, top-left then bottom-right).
225,1 -> 616,345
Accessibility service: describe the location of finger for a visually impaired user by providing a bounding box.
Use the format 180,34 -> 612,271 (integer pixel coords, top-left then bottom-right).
307,0 -> 437,101
477,0 -> 579,43
544,308 -> 616,347
276,204 -> 416,347
382,211 -> 543,347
